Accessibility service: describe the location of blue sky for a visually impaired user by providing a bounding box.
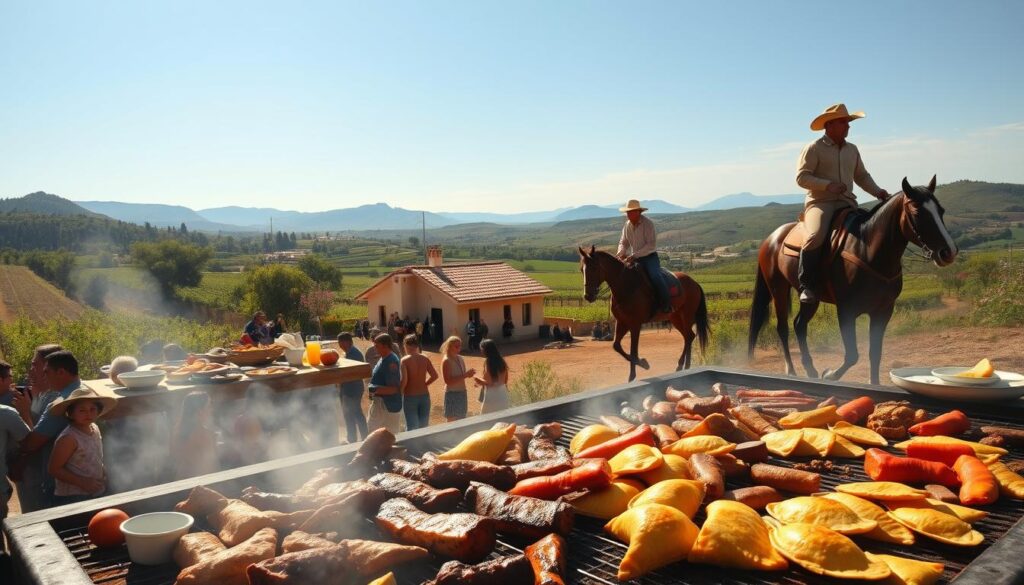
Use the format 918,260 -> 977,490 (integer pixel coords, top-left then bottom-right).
2,1 -> 1022,213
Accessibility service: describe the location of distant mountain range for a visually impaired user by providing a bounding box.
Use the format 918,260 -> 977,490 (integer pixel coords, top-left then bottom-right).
61,193 -> 804,232
0,192 -> 102,217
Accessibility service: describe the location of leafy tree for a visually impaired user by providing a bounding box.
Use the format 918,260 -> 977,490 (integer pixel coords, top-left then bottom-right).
238,264 -> 313,323
132,240 -> 212,295
409,236 -> 420,248
297,254 -> 343,289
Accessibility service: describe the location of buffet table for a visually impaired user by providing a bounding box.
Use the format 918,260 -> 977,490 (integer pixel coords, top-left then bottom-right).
81,359 -> 372,418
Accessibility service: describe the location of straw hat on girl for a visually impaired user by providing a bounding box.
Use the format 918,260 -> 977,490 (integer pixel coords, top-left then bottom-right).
47,386 -> 118,418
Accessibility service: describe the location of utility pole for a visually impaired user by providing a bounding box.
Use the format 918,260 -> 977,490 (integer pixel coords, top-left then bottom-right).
422,211 -> 427,264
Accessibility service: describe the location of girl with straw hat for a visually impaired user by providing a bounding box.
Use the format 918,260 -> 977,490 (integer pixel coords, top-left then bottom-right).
46,387 -> 116,505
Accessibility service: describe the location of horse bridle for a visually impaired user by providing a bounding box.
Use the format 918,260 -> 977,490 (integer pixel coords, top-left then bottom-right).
583,256 -> 603,300
899,194 -> 937,261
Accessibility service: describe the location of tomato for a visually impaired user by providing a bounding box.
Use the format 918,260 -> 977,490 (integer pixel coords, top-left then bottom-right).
88,508 -> 129,548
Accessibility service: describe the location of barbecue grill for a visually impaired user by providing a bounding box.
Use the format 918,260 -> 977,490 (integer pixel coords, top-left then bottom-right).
6,367 -> 1024,585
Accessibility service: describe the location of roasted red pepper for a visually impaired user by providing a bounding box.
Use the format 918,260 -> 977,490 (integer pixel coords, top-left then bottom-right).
908,410 -> 971,437
574,424 -> 656,460
905,441 -> 975,467
835,396 -> 875,424
953,455 -> 999,506
509,459 -> 612,500
863,448 -> 959,487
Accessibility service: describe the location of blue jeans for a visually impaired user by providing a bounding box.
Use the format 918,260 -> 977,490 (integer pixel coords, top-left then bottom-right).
339,384 -> 368,443
636,253 -> 670,308
403,394 -> 431,431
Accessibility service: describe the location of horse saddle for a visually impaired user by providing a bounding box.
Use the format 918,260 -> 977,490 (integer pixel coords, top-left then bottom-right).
781,207 -> 861,260
634,265 -> 684,299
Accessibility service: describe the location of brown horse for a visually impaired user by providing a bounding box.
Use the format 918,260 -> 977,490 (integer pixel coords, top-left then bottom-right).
579,246 -> 710,381
748,176 -> 958,384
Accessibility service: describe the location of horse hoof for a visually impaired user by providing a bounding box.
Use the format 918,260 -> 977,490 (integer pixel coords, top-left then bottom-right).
638,358 -> 650,370
822,369 -> 841,381
806,368 -> 819,379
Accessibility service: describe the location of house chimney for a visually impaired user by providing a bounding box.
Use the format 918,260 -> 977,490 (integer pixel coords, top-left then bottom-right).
427,245 -> 443,267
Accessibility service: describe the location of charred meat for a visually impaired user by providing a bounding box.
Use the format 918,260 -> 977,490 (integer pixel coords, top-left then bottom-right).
465,482 -> 574,538
374,497 -> 497,563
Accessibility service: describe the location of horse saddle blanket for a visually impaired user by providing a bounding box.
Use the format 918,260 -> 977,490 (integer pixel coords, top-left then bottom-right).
652,268 -> 684,299
781,207 -> 861,259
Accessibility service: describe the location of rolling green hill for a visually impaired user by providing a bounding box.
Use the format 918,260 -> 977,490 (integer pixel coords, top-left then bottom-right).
0,192 -> 103,217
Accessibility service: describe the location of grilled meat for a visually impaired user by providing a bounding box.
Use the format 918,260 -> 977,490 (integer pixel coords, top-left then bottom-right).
525,533 -> 568,585
374,497 -> 497,563
427,554 -> 534,585
421,458 -> 517,490
465,482 -> 574,538
293,467 -> 342,498
510,459 -> 574,482
240,487 -> 317,512
346,428 -> 396,478
385,458 -> 430,482
368,473 -> 462,513
527,434 -> 571,462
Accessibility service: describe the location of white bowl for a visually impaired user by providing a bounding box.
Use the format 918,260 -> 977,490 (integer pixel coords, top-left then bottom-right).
116,370 -> 166,389
283,347 -> 306,367
931,367 -> 1000,386
120,512 -> 193,565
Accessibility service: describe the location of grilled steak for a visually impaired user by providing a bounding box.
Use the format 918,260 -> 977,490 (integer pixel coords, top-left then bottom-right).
368,473 -> 462,513
421,458 -> 517,491
374,498 -> 497,563
465,482 -> 574,538
386,458 -> 430,482
240,487 -> 317,512
525,533 -> 568,585
346,428 -> 396,478
427,553 -> 534,585
510,459 -> 573,482
527,424 -> 570,462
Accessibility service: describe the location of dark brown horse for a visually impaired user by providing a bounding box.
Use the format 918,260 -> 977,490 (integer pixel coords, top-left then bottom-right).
748,176 -> 957,384
579,246 -> 710,381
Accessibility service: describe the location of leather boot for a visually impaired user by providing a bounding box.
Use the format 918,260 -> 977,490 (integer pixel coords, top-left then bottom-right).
798,247 -> 822,304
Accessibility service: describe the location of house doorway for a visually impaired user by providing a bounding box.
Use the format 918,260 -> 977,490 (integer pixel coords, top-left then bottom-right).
378,305 -> 386,327
430,308 -> 443,345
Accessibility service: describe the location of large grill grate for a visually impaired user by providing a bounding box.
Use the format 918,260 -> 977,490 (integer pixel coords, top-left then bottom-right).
49,380 -> 1024,585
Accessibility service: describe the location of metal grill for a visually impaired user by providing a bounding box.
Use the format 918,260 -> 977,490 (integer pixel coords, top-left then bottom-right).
13,368 -> 1024,585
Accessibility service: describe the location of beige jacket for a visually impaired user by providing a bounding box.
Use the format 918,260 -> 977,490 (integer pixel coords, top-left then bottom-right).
616,215 -> 657,258
796,135 -> 884,207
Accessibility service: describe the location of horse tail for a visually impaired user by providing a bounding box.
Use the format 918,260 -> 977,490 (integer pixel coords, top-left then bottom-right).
748,264 -> 771,358
694,284 -> 710,354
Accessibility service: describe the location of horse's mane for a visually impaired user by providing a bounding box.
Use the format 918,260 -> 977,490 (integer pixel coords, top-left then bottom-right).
589,249 -> 623,263
851,192 -> 906,236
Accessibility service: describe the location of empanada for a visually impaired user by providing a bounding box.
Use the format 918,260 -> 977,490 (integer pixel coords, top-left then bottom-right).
688,500 -> 787,571
819,492 -> 914,545
766,496 -> 876,535
768,523 -> 890,580
628,479 -> 705,519
604,503 -> 698,580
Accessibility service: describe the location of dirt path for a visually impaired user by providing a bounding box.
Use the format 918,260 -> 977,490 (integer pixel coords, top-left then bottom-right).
0,265 -> 86,323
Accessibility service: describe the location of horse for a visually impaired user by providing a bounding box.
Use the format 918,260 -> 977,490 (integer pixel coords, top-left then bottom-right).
578,246 -> 710,381
748,176 -> 958,385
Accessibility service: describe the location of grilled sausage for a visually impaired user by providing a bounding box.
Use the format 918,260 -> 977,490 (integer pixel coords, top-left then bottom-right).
750,463 -> 820,495
732,441 -> 770,463
688,453 -> 725,501
722,486 -> 784,510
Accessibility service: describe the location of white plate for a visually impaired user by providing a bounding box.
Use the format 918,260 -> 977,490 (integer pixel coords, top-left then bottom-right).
890,367 -> 1024,402
930,367 -> 1000,385
245,367 -> 298,380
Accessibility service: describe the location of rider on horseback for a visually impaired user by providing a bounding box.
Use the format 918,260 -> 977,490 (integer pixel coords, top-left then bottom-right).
616,199 -> 672,314
796,104 -> 889,304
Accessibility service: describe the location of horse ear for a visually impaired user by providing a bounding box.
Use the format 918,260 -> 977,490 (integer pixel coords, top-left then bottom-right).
578,246 -> 586,257
927,175 -> 937,193
589,245 -> 596,255
901,177 -> 918,200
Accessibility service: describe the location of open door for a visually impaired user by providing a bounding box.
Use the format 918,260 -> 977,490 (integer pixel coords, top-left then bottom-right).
430,308 -> 443,344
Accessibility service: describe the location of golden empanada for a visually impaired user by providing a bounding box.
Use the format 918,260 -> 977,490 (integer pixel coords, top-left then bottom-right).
765,496 -> 876,535
829,421 -> 887,447
569,424 -> 618,455
778,405 -> 844,429
819,492 -> 914,545
884,498 -> 988,524
687,500 -> 787,571
864,553 -> 943,585
988,460 -> 1024,499
367,573 -> 396,585
887,507 -> 984,546
663,435 -> 735,458
637,453 -> 691,485
628,479 -> 706,519
604,503 -> 699,581
793,428 -> 835,457
568,480 -> 644,520
768,523 -> 890,580
609,444 -> 664,476
835,482 -> 928,501
762,429 -> 804,457
828,434 -> 866,458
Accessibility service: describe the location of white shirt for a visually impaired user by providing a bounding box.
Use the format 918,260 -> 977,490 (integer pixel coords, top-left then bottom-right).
617,215 -> 657,258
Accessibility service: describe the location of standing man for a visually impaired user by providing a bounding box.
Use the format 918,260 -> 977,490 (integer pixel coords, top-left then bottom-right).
336,332 -> 368,444
1,360 -> 31,522
796,104 -> 889,303
465,318 -> 477,352
616,199 -> 671,314
366,334 -> 403,434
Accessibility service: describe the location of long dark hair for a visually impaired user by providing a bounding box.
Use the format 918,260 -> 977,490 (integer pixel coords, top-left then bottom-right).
479,339 -> 507,379
174,391 -> 210,442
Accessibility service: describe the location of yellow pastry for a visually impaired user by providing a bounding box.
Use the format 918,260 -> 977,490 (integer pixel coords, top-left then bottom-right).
688,500 -> 787,571
988,460 -> 1024,499
762,429 -> 804,457
568,480 -> 644,520
829,434 -> 866,458
628,479 -> 705,519
819,492 -> 915,545
865,553 -> 943,585
636,453 -> 691,485
835,482 -> 928,501
437,425 -> 515,462
604,503 -> 699,581
768,523 -> 890,580
887,507 -> 984,547
778,405 -> 844,429
793,428 -> 836,457
883,498 -> 988,524
663,435 -> 735,458
894,436 -> 1007,457
570,424 -> 619,455
829,421 -> 888,447
609,444 -> 664,476
765,496 -> 876,535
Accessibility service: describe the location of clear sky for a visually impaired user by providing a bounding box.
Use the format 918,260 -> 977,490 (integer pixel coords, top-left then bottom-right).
2,1 -> 1023,213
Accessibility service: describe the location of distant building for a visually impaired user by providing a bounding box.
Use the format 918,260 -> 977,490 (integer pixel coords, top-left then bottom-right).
261,250 -> 310,263
356,246 -> 552,343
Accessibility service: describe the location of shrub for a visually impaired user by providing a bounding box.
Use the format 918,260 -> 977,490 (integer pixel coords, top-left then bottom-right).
131,240 -> 212,295
508,360 -> 583,406
298,254 -> 343,289
972,263 -> 1024,326
238,264 -> 314,324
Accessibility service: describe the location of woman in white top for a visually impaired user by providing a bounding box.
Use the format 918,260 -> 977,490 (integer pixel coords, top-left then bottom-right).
440,336 -> 476,422
474,339 -> 510,415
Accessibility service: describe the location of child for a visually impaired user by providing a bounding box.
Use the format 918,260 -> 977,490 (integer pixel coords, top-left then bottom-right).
170,391 -> 220,480
46,387 -> 116,506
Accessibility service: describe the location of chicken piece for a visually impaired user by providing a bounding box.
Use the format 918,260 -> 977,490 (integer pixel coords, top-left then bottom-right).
421,458 -> 517,490
176,485 -> 229,518
465,482 -> 574,538
347,428 -> 397,478
246,544 -> 353,585
375,497 -> 497,563
281,531 -> 336,554
175,527 -> 278,585
525,533 -> 568,585
426,554 -> 534,585
386,458 -> 430,482
173,532 -> 226,568
342,538 -> 430,577
209,500 -> 281,547
293,467 -> 342,498
368,473 -> 462,512
241,487 -> 318,512
297,486 -> 387,537
867,401 -> 928,440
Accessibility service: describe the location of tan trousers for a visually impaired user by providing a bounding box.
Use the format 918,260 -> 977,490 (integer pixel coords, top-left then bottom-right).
801,199 -> 856,251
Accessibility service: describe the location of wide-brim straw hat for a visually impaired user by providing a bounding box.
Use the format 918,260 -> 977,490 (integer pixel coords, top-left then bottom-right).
47,386 -> 117,418
619,199 -> 648,213
810,103 -> 865,131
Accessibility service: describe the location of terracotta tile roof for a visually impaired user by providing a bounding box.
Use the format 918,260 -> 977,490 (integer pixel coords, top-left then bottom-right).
356,261 -> 553,304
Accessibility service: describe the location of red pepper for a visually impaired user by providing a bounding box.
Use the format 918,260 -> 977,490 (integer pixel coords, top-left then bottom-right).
908,410 -> 970,437
508,459 -> 612,500
905,441 -> 975,467
835,396 -> 875,424
574,424 -> 656,460
863,448 -> 960,487
953,455 -> 999,506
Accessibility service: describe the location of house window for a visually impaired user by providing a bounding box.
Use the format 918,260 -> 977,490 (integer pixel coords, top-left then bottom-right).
503,305 -> 511,320
522,302 -> 532,326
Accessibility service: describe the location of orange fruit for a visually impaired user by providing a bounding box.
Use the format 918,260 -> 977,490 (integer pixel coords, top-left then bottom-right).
88,508 -> 129,547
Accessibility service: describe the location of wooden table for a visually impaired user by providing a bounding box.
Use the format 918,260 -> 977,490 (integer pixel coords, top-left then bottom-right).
82,359 -> 371,418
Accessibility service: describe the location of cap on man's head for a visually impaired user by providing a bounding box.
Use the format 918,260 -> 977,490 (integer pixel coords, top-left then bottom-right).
810,103 -> 865,131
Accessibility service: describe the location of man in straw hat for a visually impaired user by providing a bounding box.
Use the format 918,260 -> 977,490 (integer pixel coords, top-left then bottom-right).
795,104 -> 889,303
616,199 -> 672,314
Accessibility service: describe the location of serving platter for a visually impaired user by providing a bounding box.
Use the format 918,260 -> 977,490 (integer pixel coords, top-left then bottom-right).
931,367 -> 1001,386
244,366 -> 298,380
890,367 -> 1024,401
